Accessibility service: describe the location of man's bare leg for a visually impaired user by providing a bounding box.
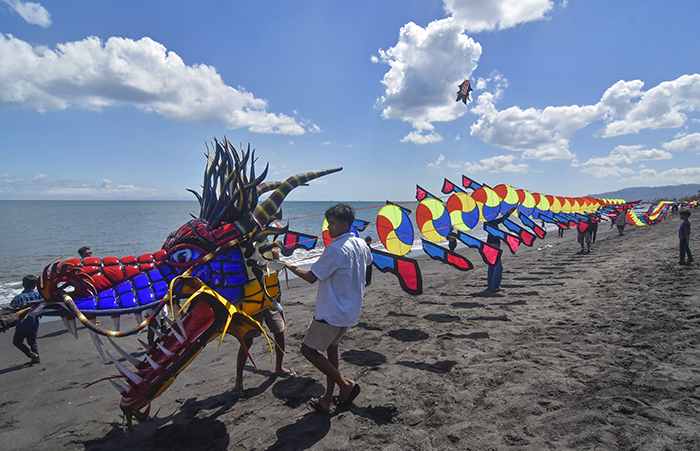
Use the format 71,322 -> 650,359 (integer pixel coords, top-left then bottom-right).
301,343 -> 355,412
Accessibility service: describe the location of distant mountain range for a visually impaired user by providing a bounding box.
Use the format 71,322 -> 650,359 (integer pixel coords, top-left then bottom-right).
589,184 -> 700,202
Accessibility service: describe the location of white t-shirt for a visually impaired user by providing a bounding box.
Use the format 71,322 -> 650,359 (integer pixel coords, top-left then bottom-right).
310,232 -> 372,327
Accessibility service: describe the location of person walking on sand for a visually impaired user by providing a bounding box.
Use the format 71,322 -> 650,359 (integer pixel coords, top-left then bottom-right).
616,208 -> 627,236
10,275 -> 42,365
285,203 -> 372,414
486,233 -> 504,292
233,249 -> 296,395
577,216 -> 592,253
679,209 -> 693,265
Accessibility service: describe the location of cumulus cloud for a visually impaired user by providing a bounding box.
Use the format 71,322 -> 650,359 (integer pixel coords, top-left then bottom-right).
469,74 -> 700,161
1,0 -> 51,27
470,76 -> 601,160
582,145 -> 672,167
599,75 -> 700,137
402,130 -> 443,144
374,1 -> 567,144
579,144 -> 676,179
375,17 -> 481,144
448,154 -> 528,173
621,167 -> 700,185
662,132 -> 700,152
0,34 -> 314,134
444,0 -> 554,33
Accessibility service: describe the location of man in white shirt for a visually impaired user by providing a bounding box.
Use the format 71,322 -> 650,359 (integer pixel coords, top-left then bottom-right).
285,203 -> 372,414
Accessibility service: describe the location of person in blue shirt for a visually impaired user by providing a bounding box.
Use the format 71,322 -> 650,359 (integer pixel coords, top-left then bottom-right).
10,275 -> 42,365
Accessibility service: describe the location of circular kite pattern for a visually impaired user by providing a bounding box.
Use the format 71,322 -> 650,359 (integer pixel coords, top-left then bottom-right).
534,193 -> 551,217
493,184 -> 519,212
516,189 -> 536,217
416,198 -> 451,243
376,204 -> 414,256
472,186 -> 501,222
446,192 -> 479,231
321,218 -> 360,246
548,196 -> 562,213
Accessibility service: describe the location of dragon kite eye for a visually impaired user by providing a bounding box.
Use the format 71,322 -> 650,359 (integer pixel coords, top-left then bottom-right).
168,246 -> 203,266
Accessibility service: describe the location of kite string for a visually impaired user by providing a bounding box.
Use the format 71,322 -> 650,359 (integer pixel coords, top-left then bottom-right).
277,200 -> 419,223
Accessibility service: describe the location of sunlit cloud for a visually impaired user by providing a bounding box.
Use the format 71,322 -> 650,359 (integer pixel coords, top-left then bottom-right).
375,0 -> 561,144
1,0 -> 51,27
444,0 -> 555,33
621,166 -> 700,185
375,17 -> 481,144
448,154 -> 529,173
599,75 -> 700,137
0,34 -> 315,135
582,145 -> 672,167
470,74 -> 700,161
662,132 -> 700,152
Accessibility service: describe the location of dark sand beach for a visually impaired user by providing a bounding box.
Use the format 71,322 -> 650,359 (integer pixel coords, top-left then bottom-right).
1,214 -> 698,450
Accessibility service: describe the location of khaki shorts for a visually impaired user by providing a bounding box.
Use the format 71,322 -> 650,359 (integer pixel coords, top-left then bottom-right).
245,308 -> 286,339
303,319 -> 348,352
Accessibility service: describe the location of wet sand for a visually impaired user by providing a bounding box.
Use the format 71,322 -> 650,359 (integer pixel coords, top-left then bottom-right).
1,214 -> 698,450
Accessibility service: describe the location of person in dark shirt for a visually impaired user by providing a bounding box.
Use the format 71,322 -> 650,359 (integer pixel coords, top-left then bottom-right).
364,236 -> 373,286
679,209 -> 693,265
486,234 -> 503,292
9,275 -> 42,364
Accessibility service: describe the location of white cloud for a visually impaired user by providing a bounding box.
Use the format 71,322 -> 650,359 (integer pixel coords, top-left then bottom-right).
662,132 -> 700,152
470,75 -> 599,161
583,144 -> 672,167
427,154 -> 445,168
375,17 -> 482,143
599,74 -> 700,137
1,0 -> 51,27
579,165 -> 636,179
401,130 -> 443,144
0,173 -> 182,199
444,0 -> 554,33
0,34 -> 314,135
375,0 -> 563,144
621,167 -> 700,185
469,74 -> 700,161
448,154 -> 528,173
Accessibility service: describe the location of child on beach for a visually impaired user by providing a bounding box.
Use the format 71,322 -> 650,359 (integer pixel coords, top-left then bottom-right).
233,247 -> 295,395
679,209 -> 693,265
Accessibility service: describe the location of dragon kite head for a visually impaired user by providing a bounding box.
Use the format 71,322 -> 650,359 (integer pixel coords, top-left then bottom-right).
36,138 -> 341,429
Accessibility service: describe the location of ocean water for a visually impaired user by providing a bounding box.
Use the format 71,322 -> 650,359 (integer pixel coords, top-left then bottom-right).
0,200 -> 401,305
2,198 -> 552,306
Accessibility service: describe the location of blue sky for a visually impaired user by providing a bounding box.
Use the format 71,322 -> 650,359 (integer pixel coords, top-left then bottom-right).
1,0 -> 699,202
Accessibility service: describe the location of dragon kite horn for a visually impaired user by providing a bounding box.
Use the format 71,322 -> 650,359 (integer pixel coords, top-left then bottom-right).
234,168 -> 343,235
